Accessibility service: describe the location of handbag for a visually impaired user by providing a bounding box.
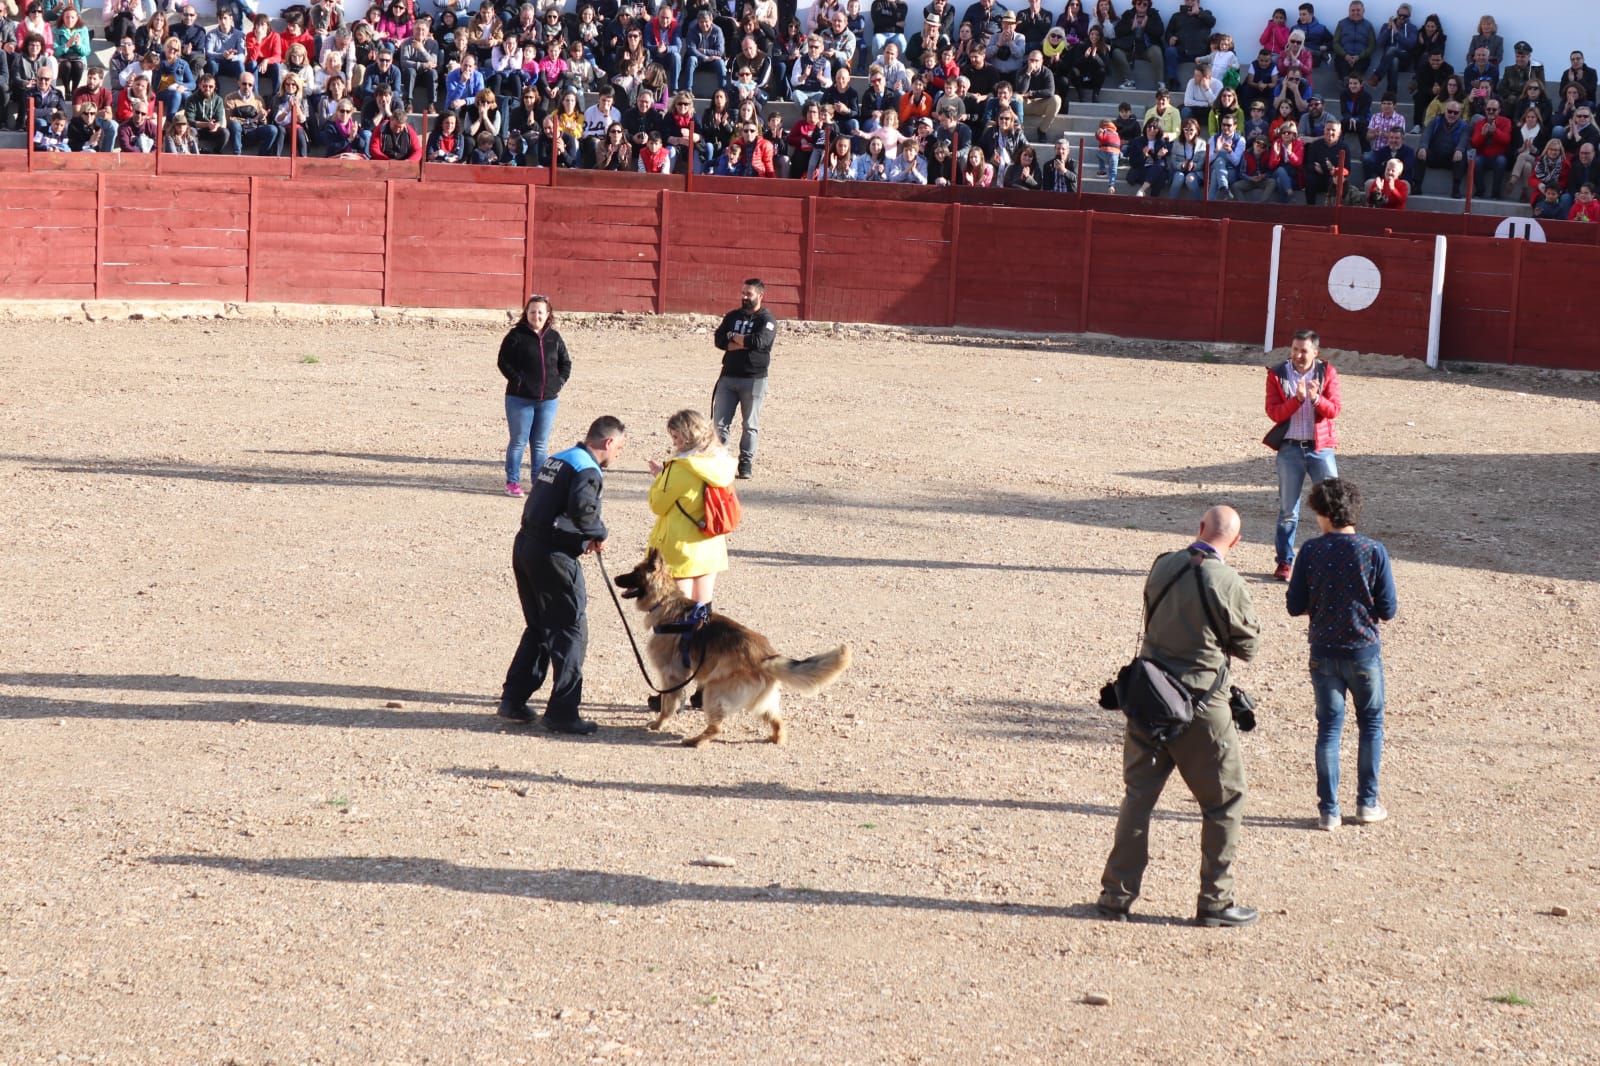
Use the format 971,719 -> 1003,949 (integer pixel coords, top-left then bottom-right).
1111,551 -> 1229,747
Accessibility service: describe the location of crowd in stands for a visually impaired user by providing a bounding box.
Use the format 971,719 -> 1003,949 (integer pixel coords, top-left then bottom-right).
3,0 -> 1598,213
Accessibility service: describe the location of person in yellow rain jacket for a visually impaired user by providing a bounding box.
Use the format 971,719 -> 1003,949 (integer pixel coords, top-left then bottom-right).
646,409 -> 739,608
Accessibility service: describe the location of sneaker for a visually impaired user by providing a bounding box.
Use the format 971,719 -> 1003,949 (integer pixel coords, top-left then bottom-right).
1273,562 -> 1292,581
1317,812 -> 1341,831
505,481 -> 524,498
1119,79 -> 1137,89
1356,803 -> 1388,824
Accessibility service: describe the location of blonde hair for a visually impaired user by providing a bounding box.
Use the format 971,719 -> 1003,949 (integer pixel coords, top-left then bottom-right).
1478,14 -> 1496,35
666,409 -> 721,455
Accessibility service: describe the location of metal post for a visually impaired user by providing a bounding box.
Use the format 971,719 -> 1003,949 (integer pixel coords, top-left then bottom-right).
1464,156 -> 1475,215
154,102 -> 164,172
26,98 -> 35,171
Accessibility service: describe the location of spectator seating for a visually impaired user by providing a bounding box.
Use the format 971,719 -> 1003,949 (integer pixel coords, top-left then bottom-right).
0,2 -> 1576,223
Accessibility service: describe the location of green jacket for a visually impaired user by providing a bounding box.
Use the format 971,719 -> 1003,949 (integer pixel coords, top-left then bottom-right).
1140,546 -> 1261,698
183,92 -> 226,128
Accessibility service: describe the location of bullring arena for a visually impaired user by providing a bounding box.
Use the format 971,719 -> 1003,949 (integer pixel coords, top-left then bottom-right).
1,307 -> 1597,1063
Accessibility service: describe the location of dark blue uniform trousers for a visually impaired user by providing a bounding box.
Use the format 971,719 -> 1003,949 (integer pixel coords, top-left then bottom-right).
502,532 -> 588,724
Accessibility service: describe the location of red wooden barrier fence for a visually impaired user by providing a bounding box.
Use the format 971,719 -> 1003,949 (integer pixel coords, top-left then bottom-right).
0,162 -> 1596,370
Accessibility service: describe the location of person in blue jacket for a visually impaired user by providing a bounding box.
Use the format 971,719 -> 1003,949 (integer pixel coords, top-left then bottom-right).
1286,478 -> 1398,832
499,416 -> 627,735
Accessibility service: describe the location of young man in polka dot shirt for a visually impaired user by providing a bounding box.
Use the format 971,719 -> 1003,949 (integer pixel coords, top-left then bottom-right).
1285,477 -> 1398,832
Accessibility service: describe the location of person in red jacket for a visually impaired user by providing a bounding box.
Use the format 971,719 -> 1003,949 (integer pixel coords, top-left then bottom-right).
1363,155 -> 1409,207
369,106 -> 422,159
1568,182 -> 1600,221
735,119 -> 776,176
244,13 -> 286,100
1265,328 -> 1342,580
1468,97 -> 1511,198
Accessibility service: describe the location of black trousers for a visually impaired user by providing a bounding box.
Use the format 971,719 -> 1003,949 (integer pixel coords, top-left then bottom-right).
502,534 -> 588,724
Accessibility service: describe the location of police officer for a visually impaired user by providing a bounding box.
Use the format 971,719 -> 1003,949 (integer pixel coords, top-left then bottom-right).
1098,505 -> 1263,927
711,277 -> 778,481
499,415 -> 628,735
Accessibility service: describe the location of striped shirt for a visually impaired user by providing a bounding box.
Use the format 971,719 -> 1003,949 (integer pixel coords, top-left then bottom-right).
1282,363 -> 1318,440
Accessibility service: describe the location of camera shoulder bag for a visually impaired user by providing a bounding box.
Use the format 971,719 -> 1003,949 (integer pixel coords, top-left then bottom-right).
1113,551 -> 1229,747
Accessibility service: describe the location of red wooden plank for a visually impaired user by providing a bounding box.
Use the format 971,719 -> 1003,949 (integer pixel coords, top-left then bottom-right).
0,192 -> 100,210
0,229 -> 97,250
0,266 -> 97,284
158,155 -> 292,178
538,259 -> 658,281
252,283 -> 384,306
102,228 -> 250,251
253,267 -> 386,290
100,263 -> 248,283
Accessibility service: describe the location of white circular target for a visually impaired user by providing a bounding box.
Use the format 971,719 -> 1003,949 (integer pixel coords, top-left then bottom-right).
1327,255 -> 1383,312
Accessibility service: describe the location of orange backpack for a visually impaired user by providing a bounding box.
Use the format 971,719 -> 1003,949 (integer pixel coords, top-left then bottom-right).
670,463 -> 742,537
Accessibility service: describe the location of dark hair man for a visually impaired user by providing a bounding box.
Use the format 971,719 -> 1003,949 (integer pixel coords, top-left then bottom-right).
711,278 -> 777,481
1286,479 -> 1397,831
499,415 -> 628,735
1098,505 -> 1263,927
1265,329 -> 1342,580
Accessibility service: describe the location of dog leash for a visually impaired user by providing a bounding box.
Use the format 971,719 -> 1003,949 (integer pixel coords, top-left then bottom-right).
593,549 -> 703,696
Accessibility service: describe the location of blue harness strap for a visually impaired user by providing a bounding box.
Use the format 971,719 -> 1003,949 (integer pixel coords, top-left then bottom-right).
653,602 -> 711,668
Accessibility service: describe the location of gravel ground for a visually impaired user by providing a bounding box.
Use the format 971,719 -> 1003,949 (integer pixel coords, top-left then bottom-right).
1,315 -> 1597,1065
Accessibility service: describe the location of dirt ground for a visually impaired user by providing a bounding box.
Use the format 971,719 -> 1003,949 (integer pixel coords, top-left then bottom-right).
1,313 -> 1597,1065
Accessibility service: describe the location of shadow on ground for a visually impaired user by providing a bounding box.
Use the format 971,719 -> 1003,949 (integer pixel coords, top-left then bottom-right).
148,853 -> 1171,921
441,767 -> 1313,830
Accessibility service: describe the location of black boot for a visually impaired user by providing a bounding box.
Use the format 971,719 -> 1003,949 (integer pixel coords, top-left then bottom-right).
736,458 -> 752,480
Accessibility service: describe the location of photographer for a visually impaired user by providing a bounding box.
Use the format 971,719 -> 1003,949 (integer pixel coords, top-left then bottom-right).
1098,505 -> 1262,928
1287,479 -> 1397,832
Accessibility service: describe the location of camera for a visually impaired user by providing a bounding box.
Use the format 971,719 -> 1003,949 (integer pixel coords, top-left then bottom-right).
1098,679 -> 1120,710
1229,685 -> 1257,732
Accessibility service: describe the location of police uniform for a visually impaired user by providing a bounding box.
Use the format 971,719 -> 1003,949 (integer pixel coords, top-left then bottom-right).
501,442 -> 609,730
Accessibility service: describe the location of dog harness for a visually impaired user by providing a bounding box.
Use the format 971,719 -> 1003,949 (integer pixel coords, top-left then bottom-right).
653,602 -> 711,668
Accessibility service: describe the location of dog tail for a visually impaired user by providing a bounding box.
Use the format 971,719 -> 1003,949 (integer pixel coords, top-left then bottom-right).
764,645 -> 852,694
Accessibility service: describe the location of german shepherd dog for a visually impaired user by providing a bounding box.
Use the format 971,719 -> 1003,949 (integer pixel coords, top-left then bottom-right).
612,549 -> 852,747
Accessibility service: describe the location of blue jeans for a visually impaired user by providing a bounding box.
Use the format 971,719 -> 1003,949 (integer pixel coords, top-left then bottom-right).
871,32 -> 907,58
1168,168 -> 1202,198
1162,45 -> 1198,89
1377,44 -> 1410,93
229,122 -> 281,155
1209,160 -> 1238,198
1311,651 -> 1385,817
1275,441 -> 1337,563
683,54 -> 726,92
711,374 -> 767,466
505,395 -> 558,485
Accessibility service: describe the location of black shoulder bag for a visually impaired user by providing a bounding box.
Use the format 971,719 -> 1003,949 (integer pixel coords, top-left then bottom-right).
1110,551 -> 1230,748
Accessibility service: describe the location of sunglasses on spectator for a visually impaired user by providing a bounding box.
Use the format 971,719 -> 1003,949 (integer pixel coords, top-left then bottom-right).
1446,108 -> 1461,114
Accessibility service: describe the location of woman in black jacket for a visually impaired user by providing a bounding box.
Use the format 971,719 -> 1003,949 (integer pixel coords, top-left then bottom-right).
497,294 -> 572,497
